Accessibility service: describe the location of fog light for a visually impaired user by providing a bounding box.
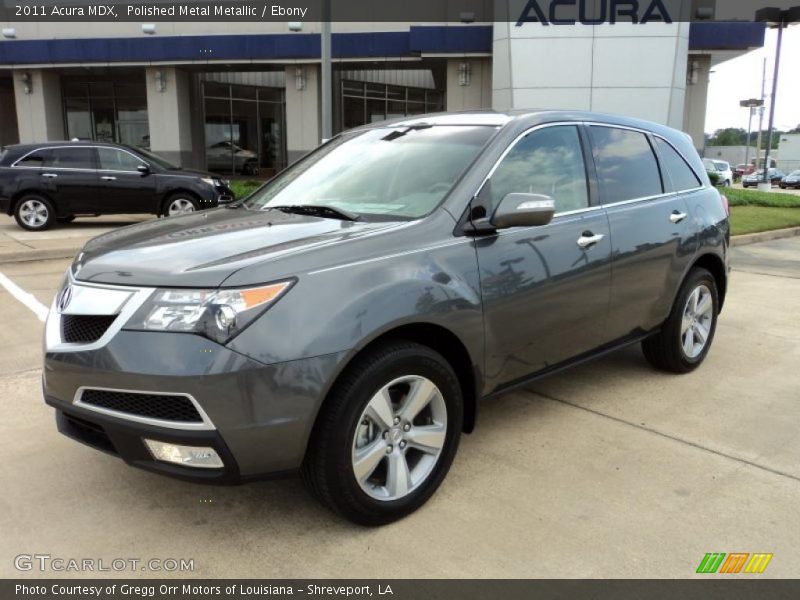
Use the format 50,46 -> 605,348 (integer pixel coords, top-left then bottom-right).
144,439 -> 223,469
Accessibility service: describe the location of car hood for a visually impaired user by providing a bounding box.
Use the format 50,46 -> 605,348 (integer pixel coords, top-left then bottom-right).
73,208 -> 405,288
165,167 -> 220,178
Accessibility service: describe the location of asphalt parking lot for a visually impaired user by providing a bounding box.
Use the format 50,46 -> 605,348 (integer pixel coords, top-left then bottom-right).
0,238 -> 798,578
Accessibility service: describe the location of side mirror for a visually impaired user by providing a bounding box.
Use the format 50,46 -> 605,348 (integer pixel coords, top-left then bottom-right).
137,164 -> 150,176
490,193 -> 555,229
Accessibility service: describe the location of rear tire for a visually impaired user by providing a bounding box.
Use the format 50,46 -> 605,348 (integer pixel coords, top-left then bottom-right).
302,341 -> 463,526
14,195 -> 55,231
642,268 -> 719,374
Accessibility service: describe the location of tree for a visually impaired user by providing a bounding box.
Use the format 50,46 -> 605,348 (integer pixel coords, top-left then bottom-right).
707,128 -> 748,146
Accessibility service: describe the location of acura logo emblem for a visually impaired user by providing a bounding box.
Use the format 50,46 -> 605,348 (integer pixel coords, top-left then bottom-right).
57,285 -> 73,313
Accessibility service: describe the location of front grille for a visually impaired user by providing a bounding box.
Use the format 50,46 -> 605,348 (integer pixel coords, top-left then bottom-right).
79,389 -> 203,423
62,314 -> 117,343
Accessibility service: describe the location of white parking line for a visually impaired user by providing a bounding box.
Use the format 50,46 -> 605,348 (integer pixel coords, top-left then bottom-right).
0,272 -> 50,322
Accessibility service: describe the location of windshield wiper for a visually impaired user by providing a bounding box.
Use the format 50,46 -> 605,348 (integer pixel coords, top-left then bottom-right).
266,205 -> 362,222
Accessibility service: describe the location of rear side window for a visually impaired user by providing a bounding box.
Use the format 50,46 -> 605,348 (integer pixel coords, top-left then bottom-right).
14,150 -> 49,167
486,125 -> 589,214
98,147 -> 146,172
654,138 -> 701,192
47,147 -> 95,169
589,126 -> 663,203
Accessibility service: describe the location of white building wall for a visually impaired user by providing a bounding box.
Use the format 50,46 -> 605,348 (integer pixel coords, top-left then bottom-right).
777,134 -> 800,174
13,69 -> 64,142
145,67 -> 194,167
492,22 -> 689,129
445,58 -> 492,111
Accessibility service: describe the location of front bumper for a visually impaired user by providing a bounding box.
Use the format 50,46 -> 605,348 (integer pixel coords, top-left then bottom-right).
44,327 -> 348,483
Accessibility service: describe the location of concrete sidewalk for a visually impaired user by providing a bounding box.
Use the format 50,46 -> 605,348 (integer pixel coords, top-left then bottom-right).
0,214 -> 152,263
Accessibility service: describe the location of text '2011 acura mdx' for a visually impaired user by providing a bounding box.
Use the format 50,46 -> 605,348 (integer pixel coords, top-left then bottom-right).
43,111 -> 730,525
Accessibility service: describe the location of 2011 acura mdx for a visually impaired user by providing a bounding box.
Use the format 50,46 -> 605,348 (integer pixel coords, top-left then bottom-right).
43,111 -> 730,525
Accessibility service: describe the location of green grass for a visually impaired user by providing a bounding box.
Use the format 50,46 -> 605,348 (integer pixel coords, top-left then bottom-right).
729,206 -> 800,236
723,187 -> 800,209
229,179 -> 264,200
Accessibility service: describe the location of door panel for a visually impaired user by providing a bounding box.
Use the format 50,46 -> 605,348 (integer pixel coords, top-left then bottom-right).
472,124 -> 611,390
41,147 -> 99,213
587,125 -> 696,339
96,147 -> 156,213
477,212 -> 611,387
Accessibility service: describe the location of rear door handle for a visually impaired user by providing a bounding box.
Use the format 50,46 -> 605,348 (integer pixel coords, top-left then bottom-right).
670,211 -> 688,224
41,172 -> 58,178
101,176 -> 117,181
577,232 -> 605,249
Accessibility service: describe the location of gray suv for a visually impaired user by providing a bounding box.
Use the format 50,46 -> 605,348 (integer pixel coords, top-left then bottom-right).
43,111 -> 730,525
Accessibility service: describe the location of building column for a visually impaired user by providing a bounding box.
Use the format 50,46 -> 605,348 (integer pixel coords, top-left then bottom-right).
13,69 -> 64,143
285,64 -> 320,165
492,21 -> 690,129
445,58 -> 492,112
683,55 -> 711,153
145,67 -> 194,168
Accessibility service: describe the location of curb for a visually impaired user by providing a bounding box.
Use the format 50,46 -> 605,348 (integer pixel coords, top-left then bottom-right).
0,246 -> 81,264
731,226 -> 800,247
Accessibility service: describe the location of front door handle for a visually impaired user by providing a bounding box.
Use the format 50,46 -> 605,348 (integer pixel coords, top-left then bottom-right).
41,172 -> 58,178
577,232 -> 605,249
670,211 -> 688,224
101,176 -> 117,181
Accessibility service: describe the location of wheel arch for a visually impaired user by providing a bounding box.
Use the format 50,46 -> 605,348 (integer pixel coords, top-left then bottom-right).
9,189 -> 56,216
314,322 -> 480,441
690,252 -> 727,311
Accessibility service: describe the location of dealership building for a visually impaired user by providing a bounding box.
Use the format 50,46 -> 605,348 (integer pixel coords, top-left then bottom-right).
0,5 -> 766,176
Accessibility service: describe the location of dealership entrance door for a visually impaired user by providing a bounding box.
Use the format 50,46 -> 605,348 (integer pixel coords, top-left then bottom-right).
202,79 -> 286,178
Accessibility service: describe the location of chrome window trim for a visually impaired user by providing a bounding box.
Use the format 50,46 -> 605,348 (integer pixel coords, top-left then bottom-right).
472,120 -> 711,230
45,269 -> 155,353
11,144 -> 151,172
73,386 -> 216,431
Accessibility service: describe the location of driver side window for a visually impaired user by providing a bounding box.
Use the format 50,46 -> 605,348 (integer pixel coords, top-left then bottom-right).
486,125 -> 589,215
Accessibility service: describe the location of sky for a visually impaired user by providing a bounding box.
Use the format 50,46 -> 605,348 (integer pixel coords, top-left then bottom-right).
705,27 -> 800,135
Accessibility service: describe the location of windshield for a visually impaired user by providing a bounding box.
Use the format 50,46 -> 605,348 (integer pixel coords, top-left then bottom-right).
714,162 -> 728,171
130,147 -> 179,170
790,171 -> 800,177
243,126 -> 496,220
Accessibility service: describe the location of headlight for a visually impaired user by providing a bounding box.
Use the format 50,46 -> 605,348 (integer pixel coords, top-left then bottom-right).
201,177 -> 216,187
124,281 -> 294,344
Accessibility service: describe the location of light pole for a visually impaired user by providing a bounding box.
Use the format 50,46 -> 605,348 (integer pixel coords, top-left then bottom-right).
320,0 -> 332,143
754,6 -> 800,191
739,98 -> 763,174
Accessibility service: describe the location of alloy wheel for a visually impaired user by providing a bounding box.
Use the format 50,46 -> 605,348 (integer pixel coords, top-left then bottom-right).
351,375 -> 447,502
681,284 -> 713,359
167,198 -> 196,216
19,199 -> 49,228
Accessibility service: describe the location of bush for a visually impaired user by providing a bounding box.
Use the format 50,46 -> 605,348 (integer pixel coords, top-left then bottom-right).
724,187 -> 800,209
706,170 -> 721,186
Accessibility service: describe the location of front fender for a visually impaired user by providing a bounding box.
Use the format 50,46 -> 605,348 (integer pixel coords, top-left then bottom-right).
226,236 -> 483,370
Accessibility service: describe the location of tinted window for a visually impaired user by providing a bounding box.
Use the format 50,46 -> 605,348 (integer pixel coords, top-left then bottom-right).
98,147 -> 145,171
14,150 -> 48,167
654,138 -> 701,192
487,125 -> 589,214
590,127 -> 662,203
47,147 -> 95,169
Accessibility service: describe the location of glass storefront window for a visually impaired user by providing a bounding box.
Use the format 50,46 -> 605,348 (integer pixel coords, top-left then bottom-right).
61,75 -> 148,148
340,80 -> 445,132
202,81 -> 286,177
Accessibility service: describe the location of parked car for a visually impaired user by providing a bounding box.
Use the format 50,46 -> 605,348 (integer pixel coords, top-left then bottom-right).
43,111 -> 729,525
703,158 -> 732,187
206,141 -> 259,175
742,168 -> 786,188
0,142 -> 234,231
779,170 -> 800,189
733,163 -> 755,182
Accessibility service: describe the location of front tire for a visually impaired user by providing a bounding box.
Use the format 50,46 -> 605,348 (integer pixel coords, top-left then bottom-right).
163,194 -> 199,217
14,195 -> 55,231
642,268 -> 719,374
302,341 -> 463,526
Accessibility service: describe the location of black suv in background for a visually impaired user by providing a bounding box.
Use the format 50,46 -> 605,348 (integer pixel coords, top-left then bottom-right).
0,142 -> 234,230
